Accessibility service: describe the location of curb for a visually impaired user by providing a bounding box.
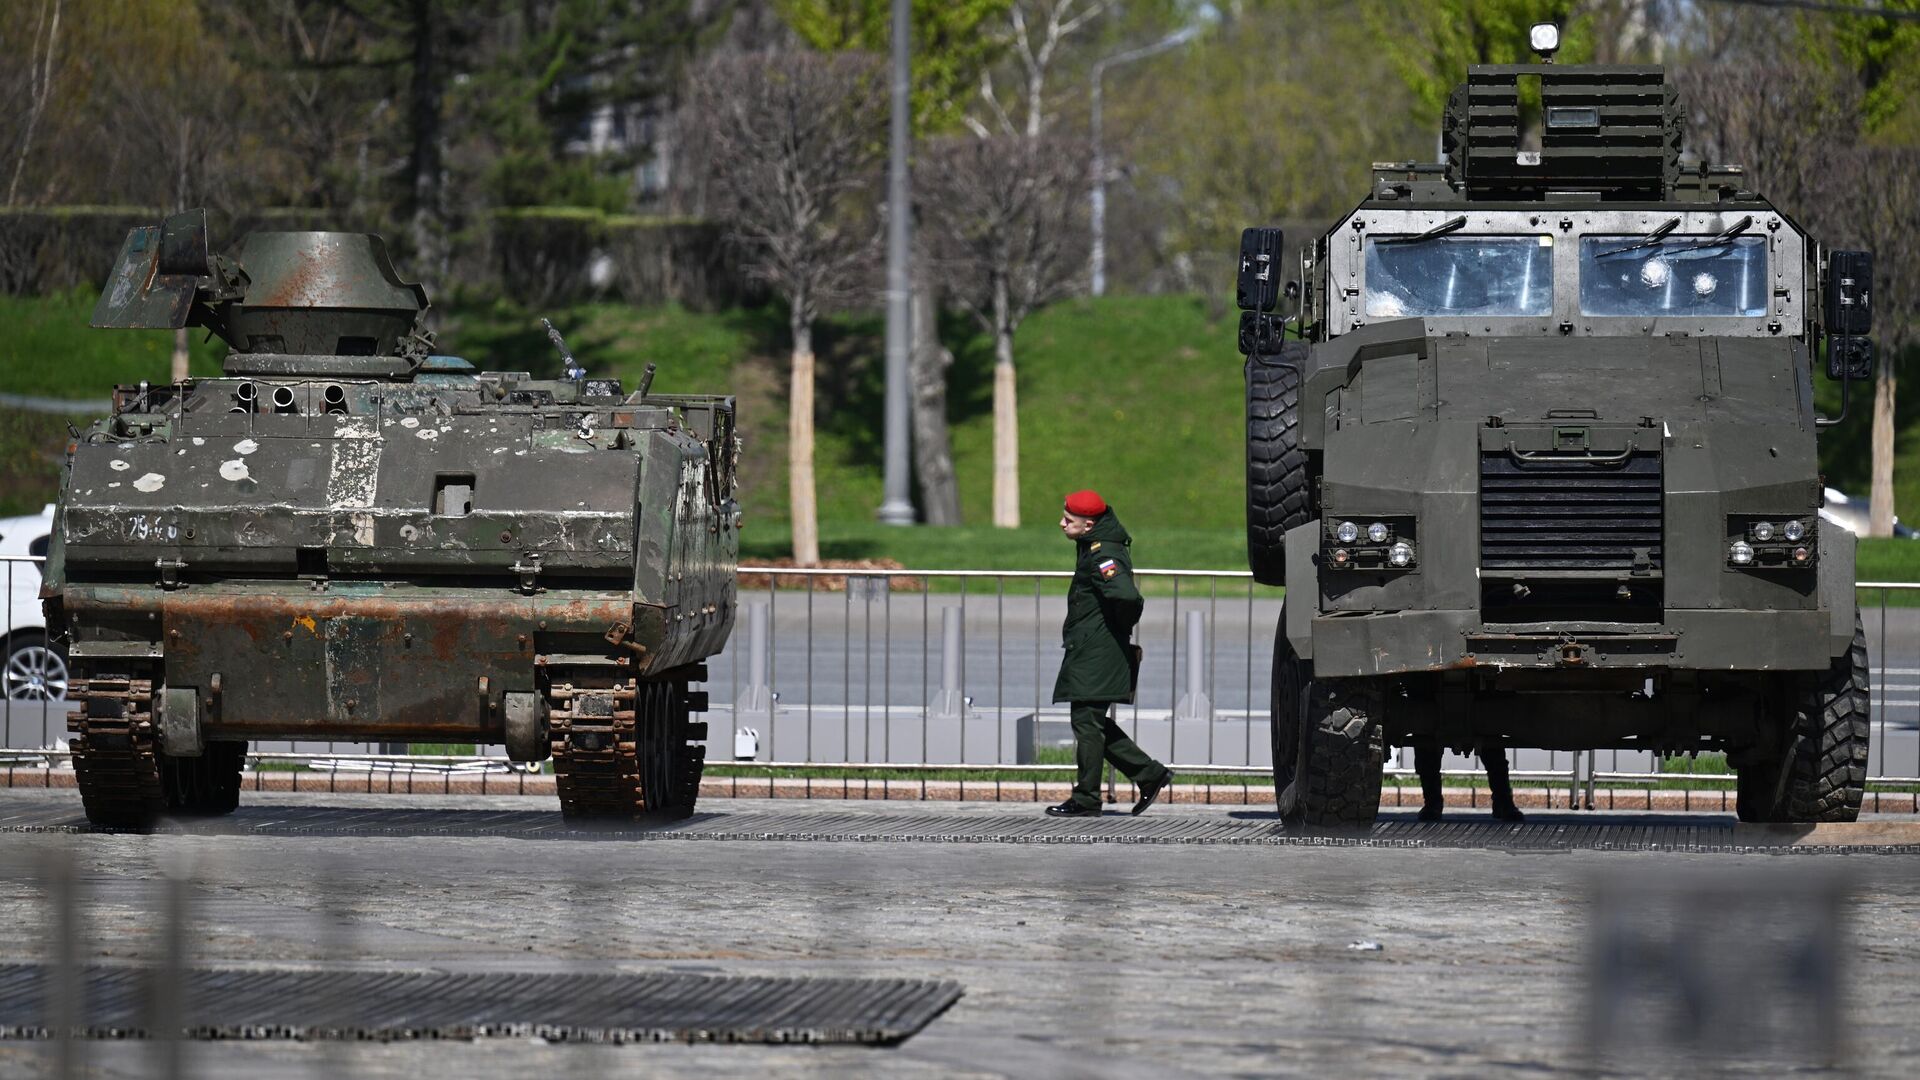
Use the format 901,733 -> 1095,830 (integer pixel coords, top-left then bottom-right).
4,767 -> 1919,814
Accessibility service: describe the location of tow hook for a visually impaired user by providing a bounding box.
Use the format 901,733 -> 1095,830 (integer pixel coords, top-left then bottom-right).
1559,642 -> 1588,666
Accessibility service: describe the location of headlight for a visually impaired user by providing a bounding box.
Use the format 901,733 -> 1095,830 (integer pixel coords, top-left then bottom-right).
1729,541 -> 1754,566
1366,522 -> 1390,544
1387,542 -> 1414,568
1529,21 -> 1559,55
1335,521 -> 1360,544
1783,519 -> 1806,542
1751,521 -> 1774,542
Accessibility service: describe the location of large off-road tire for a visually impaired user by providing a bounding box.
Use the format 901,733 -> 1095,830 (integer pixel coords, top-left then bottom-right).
1247,343 -> 1313,587
160,741 -> 247,816
1270,609 -> 1384,828
1736,618 -> 1870,823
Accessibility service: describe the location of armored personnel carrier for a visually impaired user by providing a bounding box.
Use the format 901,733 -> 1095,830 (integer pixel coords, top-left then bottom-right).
1237,26 -> 1876,826
45,210 -> 738,826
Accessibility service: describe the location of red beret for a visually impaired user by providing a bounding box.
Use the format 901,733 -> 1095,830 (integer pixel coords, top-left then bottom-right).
1064,490 -> 1107,518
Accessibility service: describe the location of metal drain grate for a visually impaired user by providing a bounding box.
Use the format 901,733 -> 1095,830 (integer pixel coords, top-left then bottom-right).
0,802 -> 1913,854
0,965 -> 962,1044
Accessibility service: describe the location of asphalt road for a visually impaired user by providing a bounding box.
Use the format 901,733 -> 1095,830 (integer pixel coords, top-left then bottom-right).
0,791 -> 1915,1078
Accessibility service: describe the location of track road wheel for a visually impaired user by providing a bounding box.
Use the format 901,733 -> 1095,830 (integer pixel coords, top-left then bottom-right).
160,741 -> 247,816
1246,343 -> 1313,587
68,672 -> 165,829
549,669 -> 707,821
1270,610 -> 1384,828
1737,618 -> 1871,823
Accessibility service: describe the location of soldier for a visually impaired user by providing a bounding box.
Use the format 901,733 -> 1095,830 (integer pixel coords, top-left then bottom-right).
1413,740 -> 1524,822
1045,490 -> 1174,818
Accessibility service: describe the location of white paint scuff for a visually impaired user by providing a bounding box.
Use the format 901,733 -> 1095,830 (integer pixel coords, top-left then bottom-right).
220,460 -> 252,482
233,438 -> 259,455
327,440 -> 380,508
109,460 -> 130,472
133,473 -> 166,493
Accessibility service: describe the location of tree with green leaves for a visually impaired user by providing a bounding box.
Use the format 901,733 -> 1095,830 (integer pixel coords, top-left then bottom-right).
1800,0 -> 1920,536
684,49 -> 887,565
1365,0 -> 1593,127
779,0 -> 1013,525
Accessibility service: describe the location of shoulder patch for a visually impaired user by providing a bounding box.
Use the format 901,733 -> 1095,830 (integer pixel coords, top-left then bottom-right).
1097,558 -> 1119,580
1089,541 -> 1101,552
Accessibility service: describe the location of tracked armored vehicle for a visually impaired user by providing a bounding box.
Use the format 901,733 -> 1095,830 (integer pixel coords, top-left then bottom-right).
1238,30 -> 1876,826
45,210 -> 738,826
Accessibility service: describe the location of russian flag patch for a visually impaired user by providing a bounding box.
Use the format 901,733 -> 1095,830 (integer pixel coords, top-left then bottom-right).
1097,558 -> 1119,580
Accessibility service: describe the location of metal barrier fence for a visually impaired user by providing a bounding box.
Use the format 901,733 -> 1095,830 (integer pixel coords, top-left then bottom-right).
6,554 -> 1919,799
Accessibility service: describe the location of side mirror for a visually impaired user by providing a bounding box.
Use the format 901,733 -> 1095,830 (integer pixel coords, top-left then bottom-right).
1827,336 -> 1875,381
1236,227 -> 1284,312
1825,250 -> 1872,336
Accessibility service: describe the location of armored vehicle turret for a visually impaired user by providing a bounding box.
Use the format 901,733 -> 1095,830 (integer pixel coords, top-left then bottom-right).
1238,28 -> 1876,826
46,210 -> 738,826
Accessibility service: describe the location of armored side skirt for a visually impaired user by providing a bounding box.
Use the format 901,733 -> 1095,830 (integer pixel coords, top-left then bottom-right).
60,586 -> 655,740
1308,607 -> 1834,679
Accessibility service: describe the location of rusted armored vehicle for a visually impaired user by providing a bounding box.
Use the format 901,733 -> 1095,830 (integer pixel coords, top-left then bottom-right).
44,210 -> 738,826
1237,26 -> 1875,826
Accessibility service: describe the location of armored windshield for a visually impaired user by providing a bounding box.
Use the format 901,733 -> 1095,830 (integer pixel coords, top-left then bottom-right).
1363,235 -> 1553,318
1579,235 -> 1767,317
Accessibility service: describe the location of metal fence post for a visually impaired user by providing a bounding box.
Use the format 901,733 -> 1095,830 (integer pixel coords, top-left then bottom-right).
1174,609 -> 1213,725
928,606 -> 966,724
734,602 -> 771,759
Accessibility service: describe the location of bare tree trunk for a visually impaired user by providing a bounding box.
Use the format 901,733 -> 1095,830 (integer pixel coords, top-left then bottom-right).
407,0 -> 446,281
1870,347 -> 1898,537
171,328 -> 190,383
991,275 -> 1020,529
789,311 -> 821,566
6,0 -> 63,208
910,267 -> 961,525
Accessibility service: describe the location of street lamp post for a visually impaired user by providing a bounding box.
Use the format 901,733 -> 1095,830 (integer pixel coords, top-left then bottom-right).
877,0 -> 916,525
1089,26 -> 1200,297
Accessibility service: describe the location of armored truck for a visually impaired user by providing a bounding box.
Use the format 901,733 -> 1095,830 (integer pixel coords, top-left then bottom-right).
1238,36 -> 1876,826
45,210 -> 738,826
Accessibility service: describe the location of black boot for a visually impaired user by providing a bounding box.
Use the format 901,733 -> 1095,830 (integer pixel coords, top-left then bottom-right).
1482,741 -> 1525,822
1415,741 -> 1444,822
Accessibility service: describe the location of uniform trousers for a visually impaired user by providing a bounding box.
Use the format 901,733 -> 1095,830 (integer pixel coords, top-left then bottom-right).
1069,701 -> 1168,809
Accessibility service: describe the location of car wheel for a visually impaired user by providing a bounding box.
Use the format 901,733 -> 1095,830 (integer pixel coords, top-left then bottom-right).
4,631 -> 68,701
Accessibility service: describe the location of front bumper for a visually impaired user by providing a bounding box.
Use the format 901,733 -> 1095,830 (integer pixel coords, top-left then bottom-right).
1309,607 -> 1833,678
58,584 -> 659,740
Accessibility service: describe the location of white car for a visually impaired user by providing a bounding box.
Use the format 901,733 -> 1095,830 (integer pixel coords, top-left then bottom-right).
1,505 -> 64,701
1820,486 -> 1917,540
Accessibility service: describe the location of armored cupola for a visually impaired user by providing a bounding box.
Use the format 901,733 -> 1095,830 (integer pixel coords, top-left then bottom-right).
221,231 -> 428,358
93,208 -> 435,377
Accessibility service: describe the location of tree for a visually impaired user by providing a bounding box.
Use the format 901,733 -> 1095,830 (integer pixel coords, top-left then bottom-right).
972,0 -> 1109,139
4,0 -> 62,208
1366,0 -> 1594,127
1803,0 -> 1920,534
685,50 -> 887,565
780,0 -> 1013,525
1111,1 -> 1429,294
921,133 -> 1088,529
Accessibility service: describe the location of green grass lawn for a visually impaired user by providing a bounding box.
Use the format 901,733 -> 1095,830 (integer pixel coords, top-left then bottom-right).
0,288 -> 226,398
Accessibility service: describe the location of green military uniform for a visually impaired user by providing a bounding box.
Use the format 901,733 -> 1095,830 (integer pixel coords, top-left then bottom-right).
1053,509 -> 1169,810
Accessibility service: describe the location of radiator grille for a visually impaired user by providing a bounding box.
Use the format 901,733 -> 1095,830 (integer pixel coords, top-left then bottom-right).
1480,452 -> 1662,571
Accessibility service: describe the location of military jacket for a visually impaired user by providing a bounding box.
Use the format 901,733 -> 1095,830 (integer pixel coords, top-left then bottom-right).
1051,510 -> 1144,704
